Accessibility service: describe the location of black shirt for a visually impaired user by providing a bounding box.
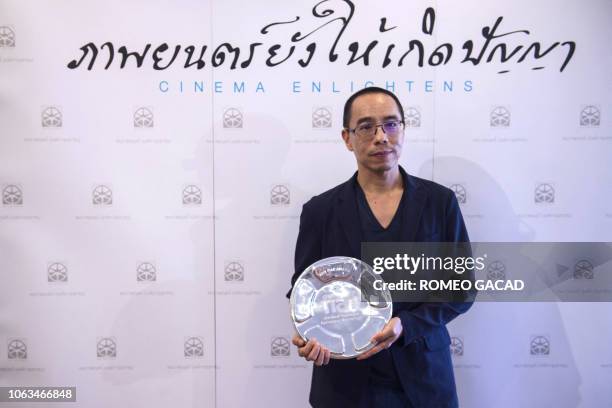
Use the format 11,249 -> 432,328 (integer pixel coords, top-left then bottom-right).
354,176 -> 406,388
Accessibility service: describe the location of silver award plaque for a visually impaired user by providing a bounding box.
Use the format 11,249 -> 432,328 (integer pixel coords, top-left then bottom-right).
290,256 -> 393,359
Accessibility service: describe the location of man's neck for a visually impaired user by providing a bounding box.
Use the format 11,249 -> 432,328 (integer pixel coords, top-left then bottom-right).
356,165 -> 403,195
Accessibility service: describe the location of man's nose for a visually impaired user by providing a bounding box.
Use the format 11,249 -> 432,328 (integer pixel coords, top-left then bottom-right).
373,126 -> 388,143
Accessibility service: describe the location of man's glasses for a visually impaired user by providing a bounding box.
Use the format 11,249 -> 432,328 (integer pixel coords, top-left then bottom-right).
347,120 -> 405,140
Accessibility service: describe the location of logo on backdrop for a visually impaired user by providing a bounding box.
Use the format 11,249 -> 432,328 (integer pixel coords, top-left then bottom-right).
312,107 -> 332,128
7,339 -> 27,360
404,107 -> 421,128
2,184 -> 23,206
133,107 -> 154,128
184,337 -> 204,358
0,26 -> 15,47
534,183 -> 555,204
270,336 -> 290,357
490,106 -> 510,127
92,185 -> 113,206
136,262 -> 157,282
450,336 -> 463,356
182,185 -> 202,205
223,108 -> 243,128
580,105 -> 600,127
66,2 -> 576,75
530,335 -> 550,356
224,261 -> 244,282
486,261 -> 507,282
573,259 -> 594,280
48,262 -> 68,283
97,337 -> 117,359
270,184 -> 290,206
449,184 -> 466,205
41,106 -> 63,128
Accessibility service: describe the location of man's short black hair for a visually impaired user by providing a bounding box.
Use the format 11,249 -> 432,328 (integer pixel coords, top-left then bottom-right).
342,86 -> 405,129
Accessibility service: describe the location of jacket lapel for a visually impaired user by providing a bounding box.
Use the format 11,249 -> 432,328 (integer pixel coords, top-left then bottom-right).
336,171 -> 363,258
398,166 -> 427,242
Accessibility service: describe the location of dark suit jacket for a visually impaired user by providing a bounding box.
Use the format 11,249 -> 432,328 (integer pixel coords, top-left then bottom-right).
287,166 -> 473,408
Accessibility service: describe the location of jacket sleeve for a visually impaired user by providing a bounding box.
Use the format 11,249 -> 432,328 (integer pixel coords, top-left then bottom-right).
397,190 -> 474,346
286,200 -> 322,299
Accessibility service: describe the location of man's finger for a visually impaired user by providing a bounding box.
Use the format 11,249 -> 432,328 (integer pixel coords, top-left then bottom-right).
323,348 -> 331,365
356,344 -> 383,360
315,346 -> 326,366
292,335 -> 306,347
370,332 -> 384,344
371,329 -> 393,345
307,342 -> 321,361
356,339 -> 393,360
299,339 -> 316,357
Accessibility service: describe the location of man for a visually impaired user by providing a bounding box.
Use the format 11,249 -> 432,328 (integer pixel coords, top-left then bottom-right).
286,87 -> 472,408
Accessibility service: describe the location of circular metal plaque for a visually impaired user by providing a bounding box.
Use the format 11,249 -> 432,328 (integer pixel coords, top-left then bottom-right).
290,256 -> 392,359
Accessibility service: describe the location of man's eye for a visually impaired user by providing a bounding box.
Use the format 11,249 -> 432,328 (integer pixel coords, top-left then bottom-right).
385,121 -> 398,129
358,124 -> 374,131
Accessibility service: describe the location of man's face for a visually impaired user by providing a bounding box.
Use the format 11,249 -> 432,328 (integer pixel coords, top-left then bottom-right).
342,93 -> 404,173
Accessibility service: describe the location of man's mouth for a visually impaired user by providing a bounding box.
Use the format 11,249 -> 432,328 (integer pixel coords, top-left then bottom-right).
370,150 -> 394,157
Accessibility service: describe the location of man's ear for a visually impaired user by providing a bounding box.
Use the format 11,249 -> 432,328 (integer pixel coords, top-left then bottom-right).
341,129 -> 354,151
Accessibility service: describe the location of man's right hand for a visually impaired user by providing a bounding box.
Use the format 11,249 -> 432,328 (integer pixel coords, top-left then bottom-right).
292,332 -> 331,366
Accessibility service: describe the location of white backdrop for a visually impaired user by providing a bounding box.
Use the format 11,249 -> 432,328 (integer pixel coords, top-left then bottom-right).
1,0 -> 611,407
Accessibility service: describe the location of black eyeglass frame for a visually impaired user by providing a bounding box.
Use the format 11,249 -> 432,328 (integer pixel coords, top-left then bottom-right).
345,120 -> 405,138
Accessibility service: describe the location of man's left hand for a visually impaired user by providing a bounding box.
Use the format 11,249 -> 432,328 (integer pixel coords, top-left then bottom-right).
356,317 -> 403,360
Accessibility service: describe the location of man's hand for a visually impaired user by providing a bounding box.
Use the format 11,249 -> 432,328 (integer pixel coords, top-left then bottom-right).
356,317 -> 403,360
292,332 -> 331,366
